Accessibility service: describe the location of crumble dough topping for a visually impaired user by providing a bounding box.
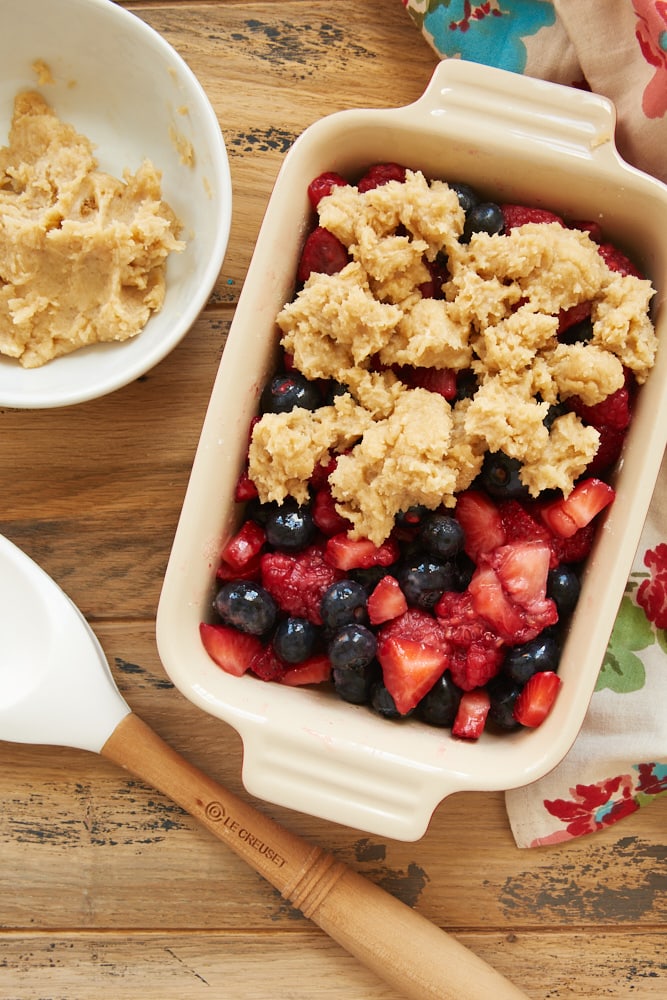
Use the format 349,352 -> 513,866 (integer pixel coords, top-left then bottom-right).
0,91 -> 184,368
248,171 -> 658,545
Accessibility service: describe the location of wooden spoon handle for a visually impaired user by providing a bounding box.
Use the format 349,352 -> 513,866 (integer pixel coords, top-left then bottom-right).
101,712 -> 529,1000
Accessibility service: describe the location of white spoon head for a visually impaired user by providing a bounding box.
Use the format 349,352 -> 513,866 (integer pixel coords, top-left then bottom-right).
0,534 -> 130,752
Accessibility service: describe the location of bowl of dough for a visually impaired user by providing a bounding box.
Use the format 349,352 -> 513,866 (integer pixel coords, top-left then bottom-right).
156,60 -> 667,841
0,0 -> 231,409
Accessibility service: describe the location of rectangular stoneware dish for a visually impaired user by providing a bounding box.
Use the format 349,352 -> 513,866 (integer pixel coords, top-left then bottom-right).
156,60 -> 667,841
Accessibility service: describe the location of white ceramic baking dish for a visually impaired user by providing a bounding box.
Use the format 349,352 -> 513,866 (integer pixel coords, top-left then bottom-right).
156,60 -> 667,841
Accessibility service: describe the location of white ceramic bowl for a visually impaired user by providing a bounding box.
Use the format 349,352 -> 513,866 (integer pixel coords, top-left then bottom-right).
0,0 -> 231,408
157,61 -> 667,841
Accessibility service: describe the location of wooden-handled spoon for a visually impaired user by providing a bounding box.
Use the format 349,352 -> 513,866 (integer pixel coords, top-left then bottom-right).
0,533 -> 529,1000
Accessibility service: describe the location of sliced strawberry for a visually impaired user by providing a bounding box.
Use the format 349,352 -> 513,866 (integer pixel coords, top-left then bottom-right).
261,544 -> 344,624
377,635 -> 448,715
468,542 -> 558,644
435,591 -> 504,691
199,622 -> 262,677
279,653 -> 332,686
312,485 -> 353,536
540,478 -> 615,539
221,520 -> 266,570
310,454 -> 339,490
357,162 -> 407,192
455,490 -> 506,561
251,645 -> 288,682
325,533 -> 400,571
452,688 -> 491,739
513,670 -> 562,727
297,227 -> 349,283
307,171 -> 347,209
216,553 -> 262,582
501,204 -> 564,230
367,574 -> 408,625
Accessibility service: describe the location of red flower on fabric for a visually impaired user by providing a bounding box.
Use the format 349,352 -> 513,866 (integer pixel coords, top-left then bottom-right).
636,542 -> 667,629
635,762 -> 667,796
544,775 -> 638,837
633,0 -> 667,117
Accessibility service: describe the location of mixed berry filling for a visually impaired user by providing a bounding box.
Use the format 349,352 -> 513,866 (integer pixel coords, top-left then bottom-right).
200,163 -> 655,740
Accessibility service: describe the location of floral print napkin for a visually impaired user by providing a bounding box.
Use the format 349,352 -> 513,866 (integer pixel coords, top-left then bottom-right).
506,451 -> 667,847
401,0 -> 667,186
402,0 -> 667,845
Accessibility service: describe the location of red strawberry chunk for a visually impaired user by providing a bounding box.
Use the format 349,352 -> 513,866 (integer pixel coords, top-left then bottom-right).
312,486 -> 353,536
216,552 -> 262,582
357,162 -> 407,192
261,544 -> 344,624
199,622 -> 262,677
452,688 -> 491,740
279,653 -> 332,687
377,636 -> 449,715
435,591 -> 504,691
468,542 -> 558,644
583,424 -> 626,478
557,300 -> 591,336
513,670 -> 562,727
367,574 -> 408,625
540,477 -> 615,539
325,533 -> 400,571
297,227 -> 349,283
501,204 -> 564,230
455,490 -> 506,560
221,519 -> 266,570
307,171 -> 348,209
251,646 -> 288,682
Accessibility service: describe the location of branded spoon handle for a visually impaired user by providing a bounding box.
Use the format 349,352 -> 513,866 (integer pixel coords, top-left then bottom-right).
101,712 -> 529,1000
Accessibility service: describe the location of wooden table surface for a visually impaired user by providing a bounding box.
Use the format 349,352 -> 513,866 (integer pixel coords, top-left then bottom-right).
2,2 -> 666,997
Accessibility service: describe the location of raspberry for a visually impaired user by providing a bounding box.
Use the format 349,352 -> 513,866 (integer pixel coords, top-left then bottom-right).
435,591 -> 504,691
297,227 -> 349,283
568,384 -> 632,431
357,162 -> 407,192
377,607 -> 448,650
260,545 -> 344,624
307,171 -> 347,209
598,242 -> 643,277
498,499 -> 550,547
501,204 -> 564,230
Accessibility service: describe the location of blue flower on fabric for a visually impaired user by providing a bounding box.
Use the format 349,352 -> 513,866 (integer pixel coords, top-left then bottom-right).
421,1 -> 556,74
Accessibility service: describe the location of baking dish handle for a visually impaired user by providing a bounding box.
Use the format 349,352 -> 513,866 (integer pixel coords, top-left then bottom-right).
413,59 -> 619,165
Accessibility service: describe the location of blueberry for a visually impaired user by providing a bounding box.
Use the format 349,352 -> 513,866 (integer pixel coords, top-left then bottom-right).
503,629 -> 562,685
333,660 -> 381,705
449,181 -> 479,214
264,498 -> 315,550
397,556 -> 457,610
273,616 -> 319,664
214,580 -> 277,636
417,674 -> 462,728
547,566 -> 581,617
479,451 -> 529,500
419,513 -> 464,560
487,675 -> 523,730
396,505 -> 430,529
462,202 -> 504,243
543,402 -> 569,432
455,369 -> 479,401
559,316 -> 594,345
328,623 -> 377,671
369,680 -> 403,719
320,579 -> 368,629
260,371 -> 321,414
